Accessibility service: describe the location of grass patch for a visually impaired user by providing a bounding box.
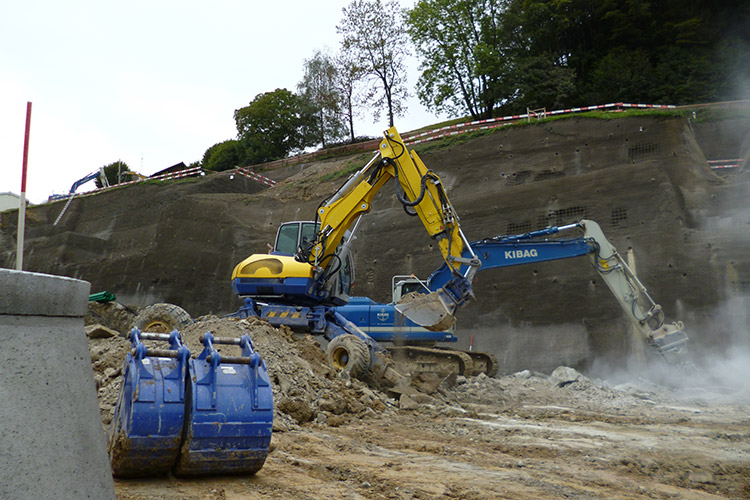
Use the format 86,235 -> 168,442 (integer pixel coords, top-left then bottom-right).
412,128 -> 498,155
319,153 -> 374,181
411,109 -> 691,155
689,106 -> 750,123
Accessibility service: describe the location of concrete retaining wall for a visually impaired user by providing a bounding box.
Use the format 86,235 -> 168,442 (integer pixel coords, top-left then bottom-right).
0,269 -> 115,500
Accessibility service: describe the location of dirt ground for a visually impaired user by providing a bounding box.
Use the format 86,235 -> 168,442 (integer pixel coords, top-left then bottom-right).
86,309 -> 750,500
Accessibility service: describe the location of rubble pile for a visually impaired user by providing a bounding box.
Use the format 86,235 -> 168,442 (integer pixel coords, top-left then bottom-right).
180,317 -> 397,431
85,302 -> 138,336
447,366 -> 693,421
85,309 -> 398,432
86,329 -> 130,426
84,303 -> 694,434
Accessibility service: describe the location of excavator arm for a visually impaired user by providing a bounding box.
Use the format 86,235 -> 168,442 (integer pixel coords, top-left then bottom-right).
417,219 -> 687,356
232,127 -> 479,328
301,128 -> 471,269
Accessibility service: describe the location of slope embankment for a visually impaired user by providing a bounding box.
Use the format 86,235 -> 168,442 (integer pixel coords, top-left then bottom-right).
3,112 -> 749,372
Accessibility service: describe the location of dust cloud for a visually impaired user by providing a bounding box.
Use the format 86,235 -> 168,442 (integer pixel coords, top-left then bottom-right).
586,295 -> 750,405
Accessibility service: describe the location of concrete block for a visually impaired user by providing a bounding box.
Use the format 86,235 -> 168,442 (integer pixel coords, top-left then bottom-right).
0,270 -> 115,500
0,268 -> 90,317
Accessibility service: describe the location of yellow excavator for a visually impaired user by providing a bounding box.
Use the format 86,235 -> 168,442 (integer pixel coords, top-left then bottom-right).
232,127 -> 480,330
231,127 -> 484,380
230,126 -> 687,380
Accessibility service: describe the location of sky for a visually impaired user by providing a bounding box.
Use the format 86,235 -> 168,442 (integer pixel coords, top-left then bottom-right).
0,0 -> 439,205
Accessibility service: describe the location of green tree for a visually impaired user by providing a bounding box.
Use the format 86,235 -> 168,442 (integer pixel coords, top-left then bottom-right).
406,0 -> 512,120
498,0 -> 583,111
503,0 -> 750,107
298,50 -> 346,148
234,89 -> 316,165
334,50 -> 366,142
202,140 -> 243,172
337,0 -> 410,127
96,160 -> 130,188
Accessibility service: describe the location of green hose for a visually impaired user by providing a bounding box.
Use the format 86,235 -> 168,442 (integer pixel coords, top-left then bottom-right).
89,291 -> 116,303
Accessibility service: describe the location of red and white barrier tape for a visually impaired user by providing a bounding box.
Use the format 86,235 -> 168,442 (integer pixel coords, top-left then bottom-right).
708,159 -> 743,170
149,166 -> 204,181
404,102 -> 677,146
235,168 -> 277,186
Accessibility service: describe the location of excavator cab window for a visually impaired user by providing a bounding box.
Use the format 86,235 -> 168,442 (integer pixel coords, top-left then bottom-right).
274,221 -> 321,256
401,282 -> 425,296
274,224 -> 299,255
300,222 -> 319,251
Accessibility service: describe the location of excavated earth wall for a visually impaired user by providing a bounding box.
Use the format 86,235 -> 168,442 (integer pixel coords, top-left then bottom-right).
2,112 -> 749,373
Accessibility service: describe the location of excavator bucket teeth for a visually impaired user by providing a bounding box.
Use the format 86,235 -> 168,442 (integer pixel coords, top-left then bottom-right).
395,290 -> 457,332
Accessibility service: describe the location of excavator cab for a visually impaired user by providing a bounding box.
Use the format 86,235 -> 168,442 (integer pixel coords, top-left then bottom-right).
271,220 -> 354,298
273,221 -> 320,256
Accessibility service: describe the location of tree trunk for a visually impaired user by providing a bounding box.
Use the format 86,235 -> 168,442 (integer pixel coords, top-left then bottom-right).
347,97 -> 355,142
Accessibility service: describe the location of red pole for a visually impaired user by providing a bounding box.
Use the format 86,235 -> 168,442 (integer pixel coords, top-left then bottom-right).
16,102 -> 32,271
21,102 -> 32,193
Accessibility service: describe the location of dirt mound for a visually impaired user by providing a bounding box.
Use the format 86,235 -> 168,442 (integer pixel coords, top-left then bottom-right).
86,301 -> 139,335
87,315 -> 397,432
88,332 -> 131,426
179,317 -> 397,430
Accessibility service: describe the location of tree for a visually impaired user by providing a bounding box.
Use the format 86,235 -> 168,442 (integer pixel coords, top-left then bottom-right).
202,140 -> 243,172
406,0 -> 512,120
234,89 -> 317,165
502,0 -> 750,107
337,0 -> 410,127
96,160 -> 130,188
334,50 -> 366,142
298,50 -> 346,148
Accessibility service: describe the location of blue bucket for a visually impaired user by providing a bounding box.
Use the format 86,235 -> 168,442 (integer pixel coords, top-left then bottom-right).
175,332 -> 274,476
108,329 -> 189,477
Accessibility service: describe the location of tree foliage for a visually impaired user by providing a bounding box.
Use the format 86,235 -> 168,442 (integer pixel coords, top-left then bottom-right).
406,0 -> 511,120
234,89 -> 317,165
96,161 -> 130,188
202,140 -> 243,172
298,50 -> 346,148
337,0 -> 410,127
407,0 -> 750,117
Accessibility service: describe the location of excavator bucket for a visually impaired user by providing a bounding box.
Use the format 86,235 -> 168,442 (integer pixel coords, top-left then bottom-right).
109,330 -> 273,477
109,330 -> 190,477
395,288 -> 457,332
649,322 -> 689,358
174,332 -> 274,476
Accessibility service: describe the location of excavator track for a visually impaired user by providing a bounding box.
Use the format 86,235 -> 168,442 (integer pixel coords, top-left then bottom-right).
387,346 -> 497,378
389,346 -> 473,377
449,349 -> 499,377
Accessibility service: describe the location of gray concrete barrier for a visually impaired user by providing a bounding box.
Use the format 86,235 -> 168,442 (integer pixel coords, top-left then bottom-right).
0,269 -> 115,500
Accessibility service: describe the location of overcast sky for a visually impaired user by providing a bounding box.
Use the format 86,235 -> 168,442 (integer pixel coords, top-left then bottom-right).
0,0 -> 439,204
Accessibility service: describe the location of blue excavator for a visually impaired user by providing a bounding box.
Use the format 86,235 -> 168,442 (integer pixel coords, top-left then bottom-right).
333,219 -> 688,375
231,126 -> 481,383
230,127 -> 687,380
